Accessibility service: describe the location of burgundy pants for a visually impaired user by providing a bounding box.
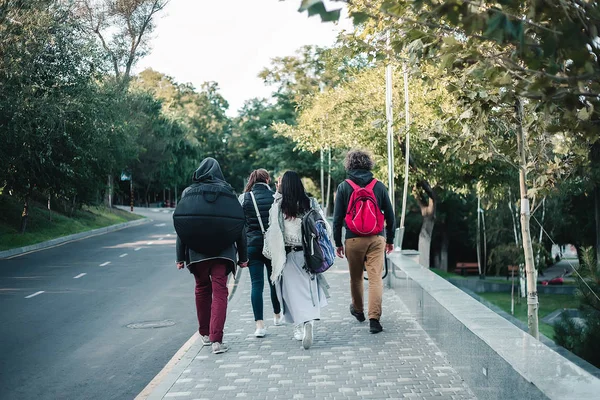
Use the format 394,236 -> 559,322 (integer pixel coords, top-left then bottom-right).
190,259 -> 230,343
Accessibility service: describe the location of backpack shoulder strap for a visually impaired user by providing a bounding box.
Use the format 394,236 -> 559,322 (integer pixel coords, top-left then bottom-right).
366,179 -> 378,191
345,179 -> 360,190
249,191 -> 266,235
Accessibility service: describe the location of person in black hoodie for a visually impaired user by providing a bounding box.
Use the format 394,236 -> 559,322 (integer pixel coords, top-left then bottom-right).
333,150 -> 395,334
176,158 -> 248,354
241,169 -> 282,338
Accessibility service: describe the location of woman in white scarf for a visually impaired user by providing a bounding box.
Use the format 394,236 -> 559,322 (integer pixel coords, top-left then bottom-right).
263,171 -> 330,349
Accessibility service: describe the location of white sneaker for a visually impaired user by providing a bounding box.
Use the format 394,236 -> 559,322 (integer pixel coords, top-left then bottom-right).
200,335 -> 211,346
254,327 -> 267,338
212,342 -> 229,354
302,321 -> 313,350
293,324 -> 303,341
273,316 -> 284,326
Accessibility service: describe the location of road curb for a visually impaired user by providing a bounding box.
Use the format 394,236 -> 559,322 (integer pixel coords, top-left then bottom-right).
0,217 -> 150,260
136,267 -> 246,400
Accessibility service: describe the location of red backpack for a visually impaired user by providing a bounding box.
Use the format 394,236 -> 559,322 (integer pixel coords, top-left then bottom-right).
344,179 -> 385,236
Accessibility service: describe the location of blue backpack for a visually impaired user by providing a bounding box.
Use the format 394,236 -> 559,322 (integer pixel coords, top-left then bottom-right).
301,201 -> 335,274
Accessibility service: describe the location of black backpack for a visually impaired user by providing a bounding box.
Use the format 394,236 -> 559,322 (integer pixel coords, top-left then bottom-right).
301,201 -> 335,274
173,183 -> 245,256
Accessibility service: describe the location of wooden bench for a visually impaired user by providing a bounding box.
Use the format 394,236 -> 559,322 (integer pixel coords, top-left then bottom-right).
455,262 -> 479,276
506,265 -> 519,280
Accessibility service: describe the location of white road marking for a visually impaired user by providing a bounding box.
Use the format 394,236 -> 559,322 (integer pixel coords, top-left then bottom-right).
100,261 -> 111,267
25,291 -> 44,298
134,247 -> 142,251
152,209 -> 160,213
119,253 -> 128,258
147,242 -> 153,245
166,234 -> 171,237
154,223 -> 166,227
73,273 -> 87,279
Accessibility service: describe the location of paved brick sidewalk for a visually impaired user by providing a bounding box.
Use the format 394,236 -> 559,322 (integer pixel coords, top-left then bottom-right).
150,259 -> 476,400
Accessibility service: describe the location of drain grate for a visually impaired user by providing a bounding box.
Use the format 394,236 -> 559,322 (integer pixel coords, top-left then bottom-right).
126,320 -> 176,329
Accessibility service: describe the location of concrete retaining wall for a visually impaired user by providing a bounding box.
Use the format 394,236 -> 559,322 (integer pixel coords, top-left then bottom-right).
387,253 -> 600,400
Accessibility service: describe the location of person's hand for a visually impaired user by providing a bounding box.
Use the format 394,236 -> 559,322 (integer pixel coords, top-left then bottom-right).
385,244 -> 394,254
176,262 -> 185,270
238,261 -> 248,268
336,246 -> 345,258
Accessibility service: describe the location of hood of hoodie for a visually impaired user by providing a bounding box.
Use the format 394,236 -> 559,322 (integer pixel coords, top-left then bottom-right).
348,169 -> 374,186
192,158 -> 227,185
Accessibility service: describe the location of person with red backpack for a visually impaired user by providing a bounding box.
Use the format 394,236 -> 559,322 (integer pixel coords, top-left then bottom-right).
333,150 -> 395,334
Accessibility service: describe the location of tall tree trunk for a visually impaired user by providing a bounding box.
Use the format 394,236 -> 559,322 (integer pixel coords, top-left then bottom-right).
415,182 -> 436,268
47,194 -> 52,221
477,196 -> 483,276
325,148 -> 332,216
105,175 -> 113,208
508,187 -> 526,297
516,98 -> 539,339
482,205 -> 487,276
440,229 -> 449,272
70,194 -> 77,218
536,197 -> 546,276
418,210 -> 435,268
595,186 -> 600,271
145,184 -> 151,208
20,195 -> 29,234
320,147 -> 325,208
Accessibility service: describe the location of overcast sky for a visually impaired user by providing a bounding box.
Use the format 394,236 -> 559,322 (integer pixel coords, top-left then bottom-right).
135,0 -> 352,115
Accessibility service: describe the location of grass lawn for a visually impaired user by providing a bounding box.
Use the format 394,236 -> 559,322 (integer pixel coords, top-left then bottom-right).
0,195 -> 143,251
477,292 -> 579,340
430,269 -> 466,279
431,268 -> 512,282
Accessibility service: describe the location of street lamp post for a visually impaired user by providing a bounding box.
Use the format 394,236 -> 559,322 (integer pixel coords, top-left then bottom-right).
397,62 -> 411,249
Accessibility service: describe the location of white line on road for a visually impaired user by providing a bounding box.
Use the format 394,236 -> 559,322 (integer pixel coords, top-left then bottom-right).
73,273 -> 87,279
119,253 -> 128,258
154,223 -> 166,227
100,261 -> 111,267
134,247 -> 142,251
25,291 -> 44,299
147,242 -> 153,245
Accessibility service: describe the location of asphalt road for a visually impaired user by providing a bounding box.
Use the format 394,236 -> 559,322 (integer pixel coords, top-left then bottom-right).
0,208 -> 197,400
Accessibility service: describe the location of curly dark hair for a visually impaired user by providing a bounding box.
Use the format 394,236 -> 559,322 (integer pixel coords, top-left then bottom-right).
344,150 -> 374,171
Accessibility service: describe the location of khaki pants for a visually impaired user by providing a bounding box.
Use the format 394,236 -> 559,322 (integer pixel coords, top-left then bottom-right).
345,236 -> 385,320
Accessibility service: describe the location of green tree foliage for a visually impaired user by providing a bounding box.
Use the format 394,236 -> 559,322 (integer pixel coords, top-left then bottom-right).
0,1 -> 136,228
76,0 -> 169,85
0,2 -> 233,233
228,96 -> 339,192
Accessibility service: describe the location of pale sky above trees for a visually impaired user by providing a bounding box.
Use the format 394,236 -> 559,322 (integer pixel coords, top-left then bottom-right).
135,0 -> 352,115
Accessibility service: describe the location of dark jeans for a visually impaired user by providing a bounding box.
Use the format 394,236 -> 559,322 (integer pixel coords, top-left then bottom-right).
248,246 -> 281,321
190,259 -> 229,343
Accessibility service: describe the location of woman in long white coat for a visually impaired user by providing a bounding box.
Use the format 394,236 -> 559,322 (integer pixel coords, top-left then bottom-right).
263,171 -> 330,349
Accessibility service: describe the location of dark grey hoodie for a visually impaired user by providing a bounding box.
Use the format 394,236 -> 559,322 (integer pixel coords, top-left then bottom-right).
332,169 -> 395,247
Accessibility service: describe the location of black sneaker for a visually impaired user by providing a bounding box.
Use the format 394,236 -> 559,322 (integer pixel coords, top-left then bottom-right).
369,319 -> 383,334
349,304 -> 366,322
